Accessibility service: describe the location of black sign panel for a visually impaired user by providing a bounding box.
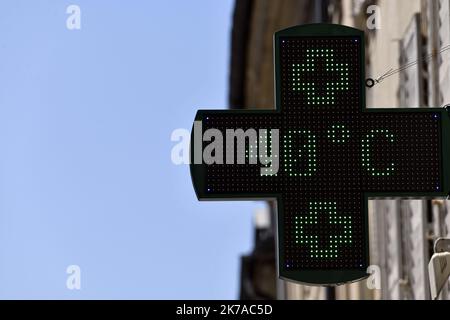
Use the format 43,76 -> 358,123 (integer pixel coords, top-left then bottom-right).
190,24 -> 450,285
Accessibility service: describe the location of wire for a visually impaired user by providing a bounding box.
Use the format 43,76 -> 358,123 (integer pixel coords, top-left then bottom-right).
366,44 -> 450,87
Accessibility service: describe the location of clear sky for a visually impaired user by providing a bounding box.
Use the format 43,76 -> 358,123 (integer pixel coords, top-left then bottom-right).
0,0 -> 262,299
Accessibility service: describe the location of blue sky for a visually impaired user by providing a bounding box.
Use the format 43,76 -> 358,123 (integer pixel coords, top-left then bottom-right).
0,0 -> 262,299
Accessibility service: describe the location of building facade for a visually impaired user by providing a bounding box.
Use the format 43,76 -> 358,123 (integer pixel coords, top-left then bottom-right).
231,0 -> 450,300
335,0 -> 450,301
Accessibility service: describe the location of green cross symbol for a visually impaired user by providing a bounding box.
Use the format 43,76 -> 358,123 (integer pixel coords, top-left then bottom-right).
293,49 -> 349,105
295,202 -> 352,259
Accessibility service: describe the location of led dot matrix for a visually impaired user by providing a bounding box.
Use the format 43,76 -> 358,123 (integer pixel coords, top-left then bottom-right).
293,48 -> 349,105
284,130 -> 317,177
295,202 -> 352,259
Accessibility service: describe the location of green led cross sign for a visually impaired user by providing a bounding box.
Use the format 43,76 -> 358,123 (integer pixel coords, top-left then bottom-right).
190,24 -> 450,285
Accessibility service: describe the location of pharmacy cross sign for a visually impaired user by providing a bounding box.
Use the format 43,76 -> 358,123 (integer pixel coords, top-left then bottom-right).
190,24 -> 450,285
